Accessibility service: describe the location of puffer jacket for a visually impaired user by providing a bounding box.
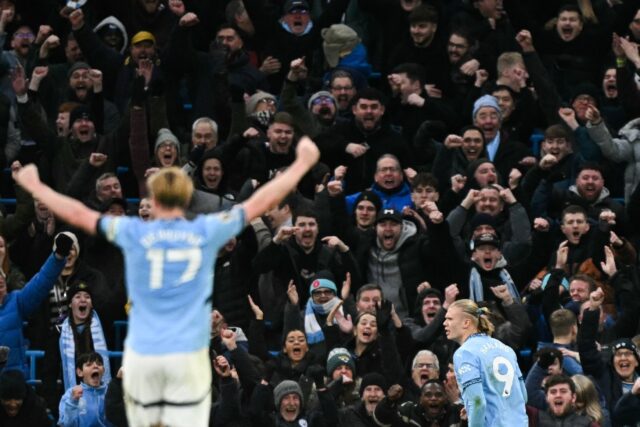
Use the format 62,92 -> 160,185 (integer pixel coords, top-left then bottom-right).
0,254 -> 65,373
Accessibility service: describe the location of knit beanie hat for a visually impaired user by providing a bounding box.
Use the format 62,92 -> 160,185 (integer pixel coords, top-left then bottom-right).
309,278 -> 337,296
326,347 -> 356,375
611,339 -> 640,366
155,128 -> 181,155
359,372 -> 387,395
354,190 -> 382,212
69,105 -> 94,125
0,370 -> 28,400
307,91 -> 337,110
469,213 -> 497,232
273,380 -> 303,406
472,94 -> 501,121
67,61 -> 90,79
67,281 -> 92,302
245,91 -> 277,115
53,231 -> 80,257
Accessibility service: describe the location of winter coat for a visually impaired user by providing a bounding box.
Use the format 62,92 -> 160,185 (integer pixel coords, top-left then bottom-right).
0,254 -> 65,373
587,118 -> 640,203
0,382 -> 50,426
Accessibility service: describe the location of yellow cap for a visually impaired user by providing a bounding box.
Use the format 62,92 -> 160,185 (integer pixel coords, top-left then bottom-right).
131,31 -> 156,45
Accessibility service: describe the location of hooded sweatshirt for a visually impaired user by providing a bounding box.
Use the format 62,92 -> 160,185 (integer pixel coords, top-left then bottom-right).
367,220 -> 417,318
93,17 -> 129,55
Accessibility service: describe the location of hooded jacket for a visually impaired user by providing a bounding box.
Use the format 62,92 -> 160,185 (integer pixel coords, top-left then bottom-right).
59,381 -> 113,427
93,17 -> 129,55
357,220 -> 456,315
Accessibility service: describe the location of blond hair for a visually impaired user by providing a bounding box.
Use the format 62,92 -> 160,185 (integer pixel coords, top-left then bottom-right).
496,52 -> 524,76
572,374 -> 604,425
450,299 -> 495,336
147,167 -> 194,209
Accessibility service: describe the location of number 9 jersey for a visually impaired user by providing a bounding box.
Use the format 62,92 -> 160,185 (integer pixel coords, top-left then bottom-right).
453,333 -> 528,427
98,207 -> 245,355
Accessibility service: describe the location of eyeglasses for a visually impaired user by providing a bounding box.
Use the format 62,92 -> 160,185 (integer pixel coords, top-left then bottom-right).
312,289 -> 335,297
415,363 -> 436,369
311,96 -> 334,106
257,98 -> 276,105
288,8 -> 309,14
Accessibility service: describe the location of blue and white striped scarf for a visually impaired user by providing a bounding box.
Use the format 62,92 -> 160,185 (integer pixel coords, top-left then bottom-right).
59,310 -> 111,391
304,297 -> 342,345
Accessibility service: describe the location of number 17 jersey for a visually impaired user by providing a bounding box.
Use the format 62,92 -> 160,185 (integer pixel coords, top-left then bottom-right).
99,207 -> 245,355
453,333 -> 528,427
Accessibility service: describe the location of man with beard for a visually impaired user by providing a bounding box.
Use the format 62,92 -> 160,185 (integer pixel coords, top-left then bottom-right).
281,57 -> 338,137
317,88 -> 412,194
66,8 -> 162,112
253,208 -> 359,303
360,207 -> 455,318
329,70 -> 357,121
167,15 -> 269,118
0,370 -> 50,426
374,381 -> 464,426
526,375 -> 597,426
539,163 -> 626,227
14,69 -> 129,193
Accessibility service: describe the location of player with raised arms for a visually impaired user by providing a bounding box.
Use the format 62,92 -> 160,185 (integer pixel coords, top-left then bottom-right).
14,137 -> 320,427
444,299 -> 528,426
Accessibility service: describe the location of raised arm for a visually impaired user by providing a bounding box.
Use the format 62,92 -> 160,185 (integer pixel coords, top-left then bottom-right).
14,165 -> 100,235
242,137 -> 319,222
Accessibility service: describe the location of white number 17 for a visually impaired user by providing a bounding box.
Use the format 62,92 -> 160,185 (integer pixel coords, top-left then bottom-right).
492,356 -> 515,397
146,248 -> 202,289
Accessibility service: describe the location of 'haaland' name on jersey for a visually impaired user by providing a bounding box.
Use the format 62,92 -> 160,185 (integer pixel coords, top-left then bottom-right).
140,230 -> 204,248
478,340 -> 511,355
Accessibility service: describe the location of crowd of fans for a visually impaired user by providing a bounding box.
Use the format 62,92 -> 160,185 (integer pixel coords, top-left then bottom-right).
0,0 -> 640,425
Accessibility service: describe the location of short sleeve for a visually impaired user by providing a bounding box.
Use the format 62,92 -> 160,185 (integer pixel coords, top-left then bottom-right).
203,206 -> 246,243
98,215 -> 132,248
454,349 -> 482,393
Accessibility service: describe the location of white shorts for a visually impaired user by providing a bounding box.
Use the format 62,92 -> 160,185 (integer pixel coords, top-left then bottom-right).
123,348 -> 212,427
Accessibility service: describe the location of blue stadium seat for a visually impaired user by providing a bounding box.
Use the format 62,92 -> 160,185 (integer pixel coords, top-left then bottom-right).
25,349 -> 45,386
113,320 -> 128,351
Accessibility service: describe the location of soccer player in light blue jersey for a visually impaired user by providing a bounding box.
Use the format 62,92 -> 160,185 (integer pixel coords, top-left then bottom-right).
15,137 -> 320,427
444,298 -> 528,427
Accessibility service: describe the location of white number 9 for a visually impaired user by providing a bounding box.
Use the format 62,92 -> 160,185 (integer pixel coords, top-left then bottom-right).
492,356 -> 515,397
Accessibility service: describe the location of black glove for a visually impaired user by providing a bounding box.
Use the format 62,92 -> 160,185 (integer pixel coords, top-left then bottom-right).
54,233 -> 74,257
537,348 -> 561,370
376,299 -> 393,330
307,364 -> 326,389
188,144 -> 206,166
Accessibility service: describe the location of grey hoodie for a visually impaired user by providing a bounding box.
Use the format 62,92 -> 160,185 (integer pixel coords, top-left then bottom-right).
367,220 -> 417,318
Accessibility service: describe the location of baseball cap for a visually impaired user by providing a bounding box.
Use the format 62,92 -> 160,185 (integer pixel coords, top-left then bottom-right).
375,208 -> 402,224
283,0 -> 309,13
470,233 -> 501,251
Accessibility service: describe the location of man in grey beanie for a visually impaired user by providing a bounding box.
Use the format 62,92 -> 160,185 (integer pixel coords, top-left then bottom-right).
471,94 -> 531,185
154,128 -> 181,167
250,377 -> 338,426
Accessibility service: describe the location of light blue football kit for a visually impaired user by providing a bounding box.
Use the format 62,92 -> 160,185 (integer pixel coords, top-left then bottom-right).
453,333 -> 528,427
98,207 -> 245,355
